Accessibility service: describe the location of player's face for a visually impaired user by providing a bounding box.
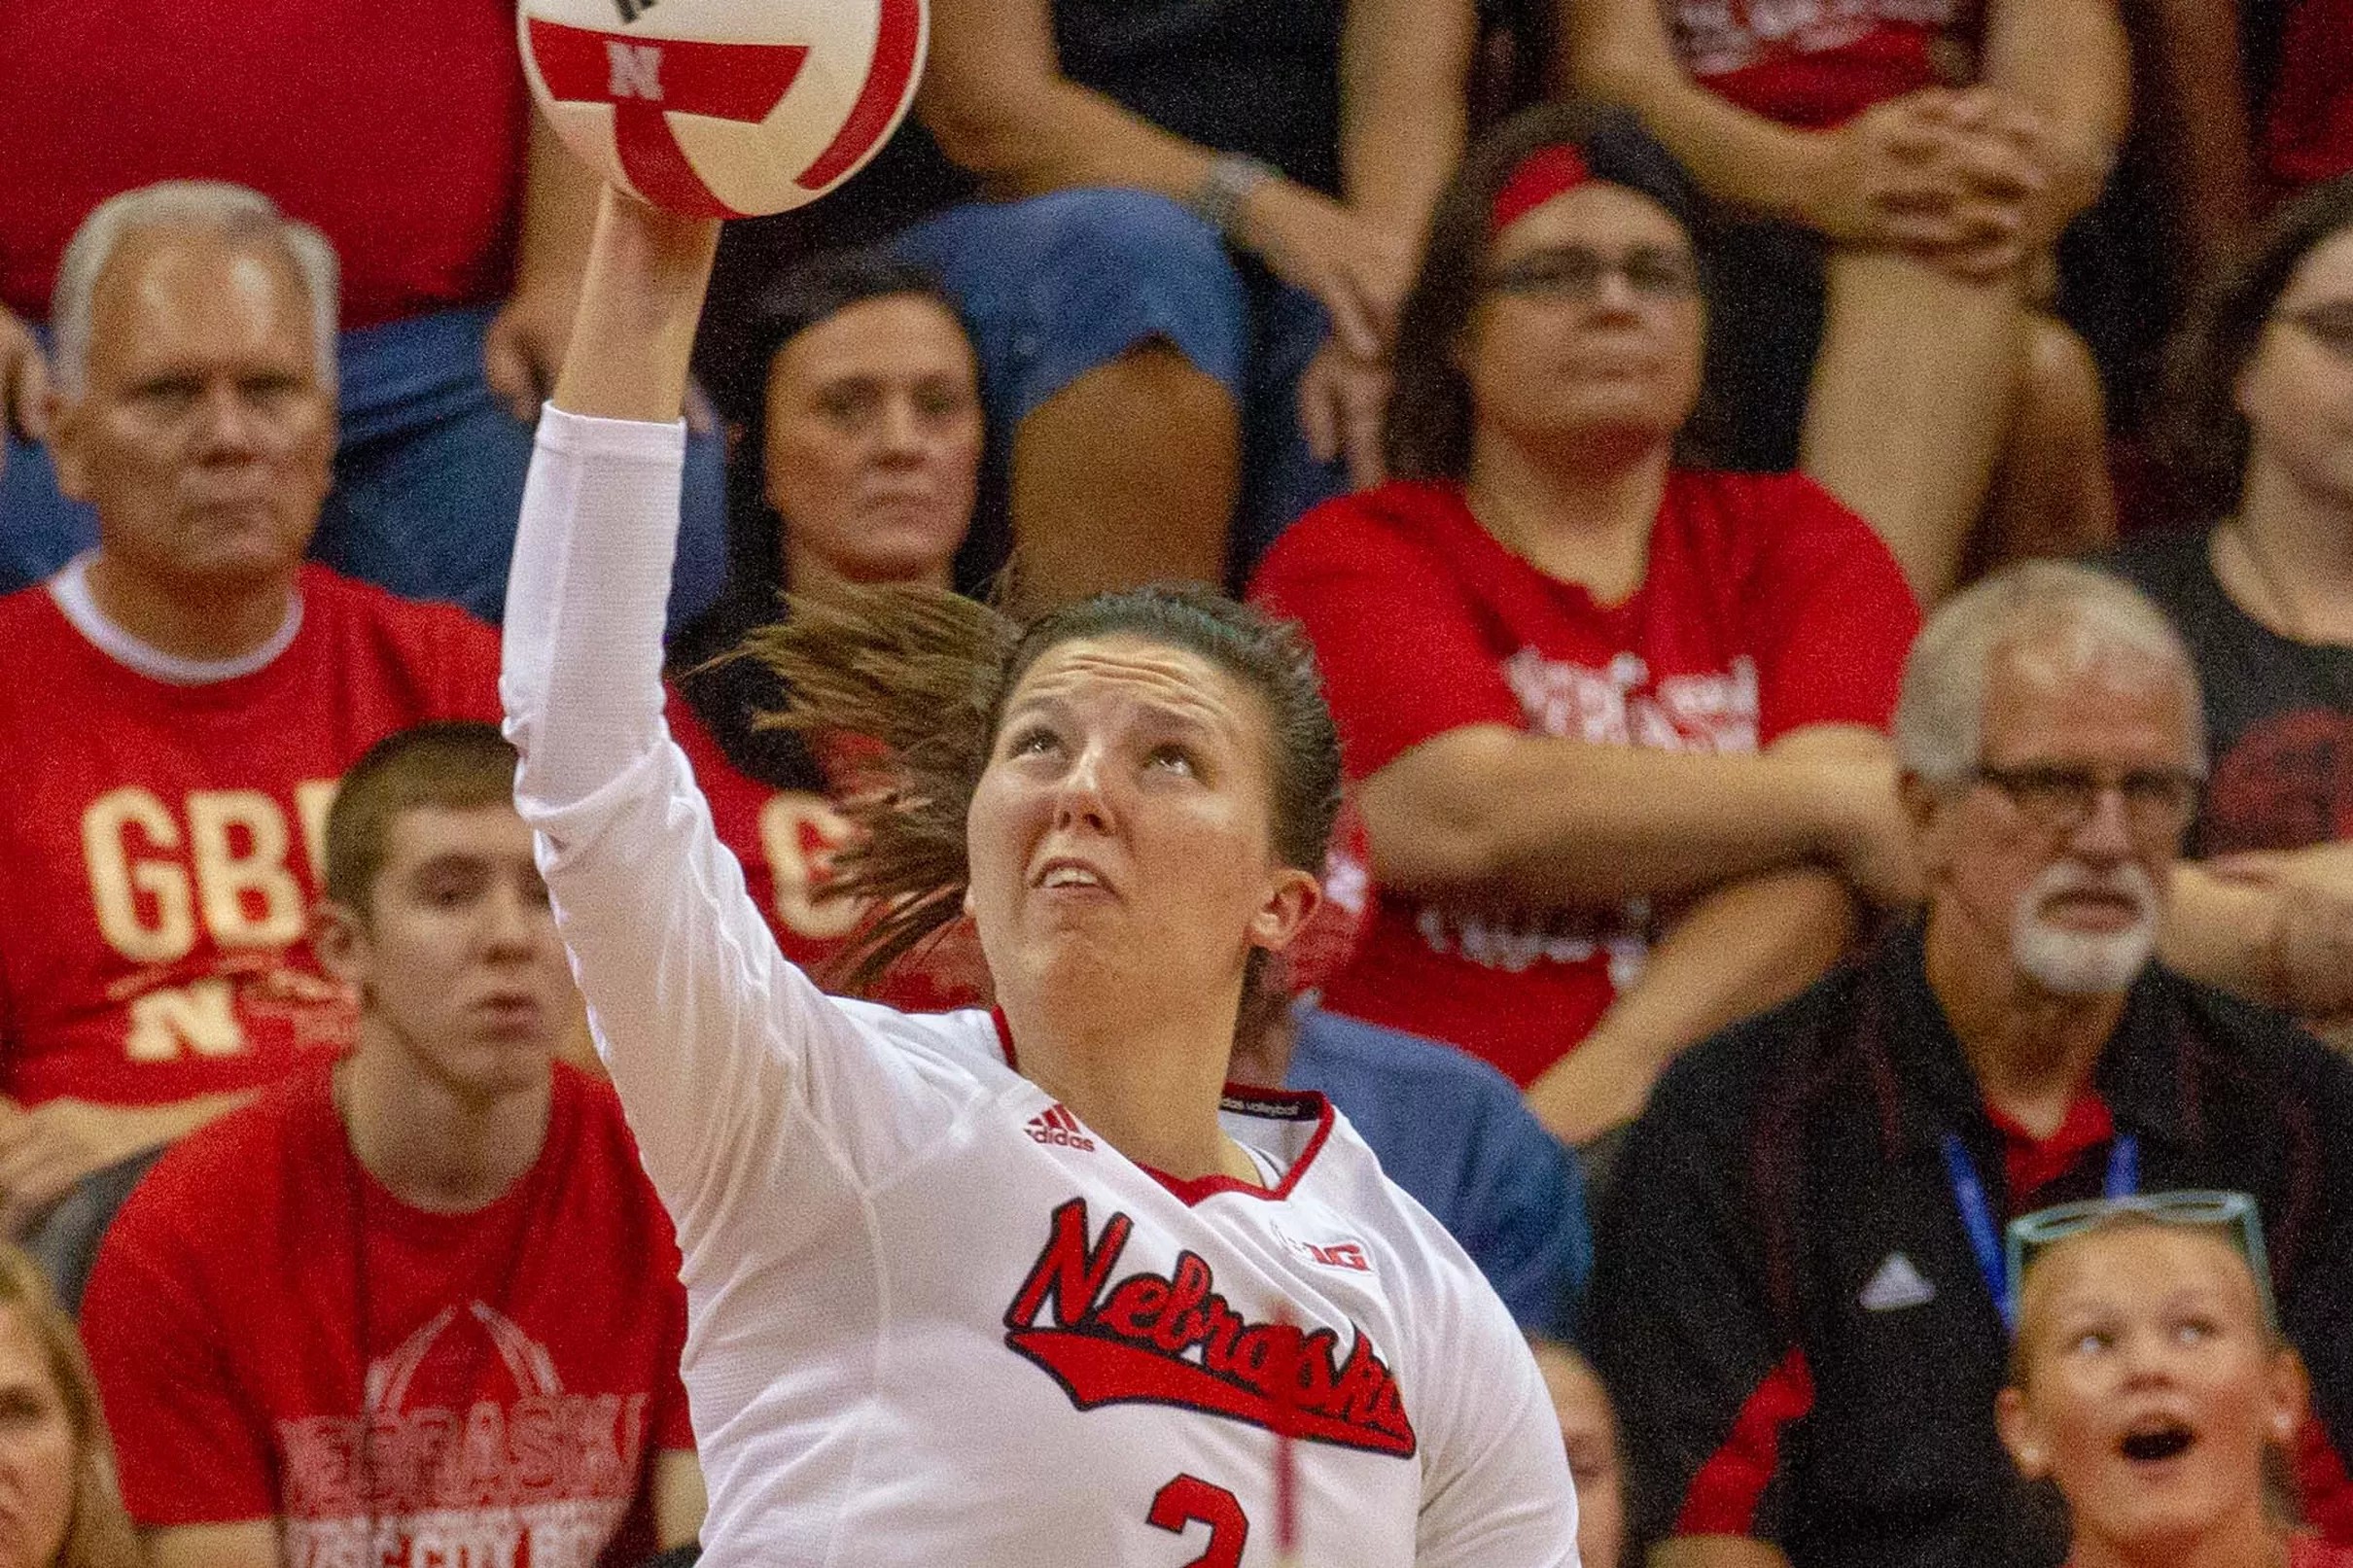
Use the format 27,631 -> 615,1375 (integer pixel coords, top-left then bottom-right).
965,635 -> 1318,1019
1458,181 -> 1703,462
327,806 -> 573,1101
1997,1227 -> 2296,1559
766,294 -> 981,589
49,226 -> 332,591
1910,643 -> 2194,997
2238,224 -> 2353,512
0,1307 -> 77,1568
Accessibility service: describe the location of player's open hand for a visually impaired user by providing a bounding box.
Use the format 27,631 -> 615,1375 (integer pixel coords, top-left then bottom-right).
0,306 -> 53,484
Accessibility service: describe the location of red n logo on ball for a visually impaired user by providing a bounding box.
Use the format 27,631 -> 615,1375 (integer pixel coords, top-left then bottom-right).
527,0 -> 922,217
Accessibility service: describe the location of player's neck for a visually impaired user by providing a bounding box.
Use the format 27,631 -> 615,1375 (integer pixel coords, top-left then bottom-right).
335,1045 -> 554,1214
1002,991 -> 1259,1186
84,551 -> 300,664
2073,1506 -> 2286,1568
1462,427 -> 1668,604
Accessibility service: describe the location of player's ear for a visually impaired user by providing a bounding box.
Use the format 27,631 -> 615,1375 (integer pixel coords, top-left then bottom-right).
1247,866 -> 1320,954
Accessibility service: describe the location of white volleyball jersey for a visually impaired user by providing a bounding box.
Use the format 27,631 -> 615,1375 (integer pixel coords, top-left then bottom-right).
502,407 -> 1581,1568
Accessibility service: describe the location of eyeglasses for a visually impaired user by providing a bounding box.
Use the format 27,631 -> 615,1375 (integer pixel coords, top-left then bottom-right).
1484,244 -> 1700,303
2007,1190 -> 2275,1328
1971,763 -> 2203,838
2277,300 -> 2353,364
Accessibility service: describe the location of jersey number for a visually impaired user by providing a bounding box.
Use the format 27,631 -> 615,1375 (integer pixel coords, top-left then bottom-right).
1146,1476 -> 1248,1568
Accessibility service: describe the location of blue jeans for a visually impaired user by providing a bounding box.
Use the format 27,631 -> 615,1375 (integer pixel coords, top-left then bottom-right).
0,306 -> 728,631
895,188 -> 1346,580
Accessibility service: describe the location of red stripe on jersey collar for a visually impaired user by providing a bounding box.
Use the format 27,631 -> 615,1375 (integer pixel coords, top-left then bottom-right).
990,1007 -> 1336,1206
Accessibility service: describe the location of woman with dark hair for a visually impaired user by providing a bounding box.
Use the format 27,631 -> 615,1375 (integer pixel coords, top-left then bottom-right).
1251,102 -> 1922,1145
502,190 -> 1579,1564
689,250 -> 985,653
667,252 -> 991,1009
2110,178 -> 2353,1034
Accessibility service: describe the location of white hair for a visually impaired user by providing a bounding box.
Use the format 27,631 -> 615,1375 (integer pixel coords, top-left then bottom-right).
1893,561 -> 2206,788
51,181 -> 338,398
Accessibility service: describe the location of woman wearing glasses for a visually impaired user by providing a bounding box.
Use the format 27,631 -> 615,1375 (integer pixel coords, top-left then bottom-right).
1998,1195 -> 2353,1568
1250,103 -> 1920,1147
2110,178 -> 2353,1040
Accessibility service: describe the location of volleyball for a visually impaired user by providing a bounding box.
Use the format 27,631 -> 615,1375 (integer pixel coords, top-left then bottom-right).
518,0 -> 926,219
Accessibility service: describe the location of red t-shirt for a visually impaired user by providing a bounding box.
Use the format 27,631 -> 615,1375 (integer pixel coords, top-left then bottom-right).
82,1062 -> 693,1564
1250,472 -> 1918,1087
0,2 -> 526,327
1991,1092 -> 2115,1202
2265,0 -> 2353,190
0,567 -> 502,1106
668,695 -> 990,1013
1669,0 -> 1980,128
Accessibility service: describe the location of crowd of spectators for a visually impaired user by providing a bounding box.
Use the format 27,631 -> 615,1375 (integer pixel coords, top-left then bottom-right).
6,0 -> 2353,1565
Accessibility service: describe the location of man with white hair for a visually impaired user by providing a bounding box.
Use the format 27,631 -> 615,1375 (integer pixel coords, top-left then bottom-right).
0,0 -> 729,626
0,183 -> 504,1304
1589,561 -> 2353,1568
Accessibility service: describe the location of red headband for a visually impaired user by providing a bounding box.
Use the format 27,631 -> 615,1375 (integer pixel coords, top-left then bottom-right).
1491,144 -> 1592,236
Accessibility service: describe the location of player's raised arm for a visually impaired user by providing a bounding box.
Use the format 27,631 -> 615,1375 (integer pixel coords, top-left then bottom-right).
503,186 -> 717,803
501,190 -> 895,1224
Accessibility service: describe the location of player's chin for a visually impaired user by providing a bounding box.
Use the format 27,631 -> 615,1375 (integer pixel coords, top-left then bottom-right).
1015,923 -> 1147,986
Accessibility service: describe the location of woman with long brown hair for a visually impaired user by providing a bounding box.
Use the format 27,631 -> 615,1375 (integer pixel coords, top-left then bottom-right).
501,185 -> 1579,1564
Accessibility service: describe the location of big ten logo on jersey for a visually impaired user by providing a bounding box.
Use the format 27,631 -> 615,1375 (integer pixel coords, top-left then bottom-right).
81,782 -> 340,1060
1271,1220 -> 1372,1274
1503,647 -> 1760,753
757,790 -> 862,938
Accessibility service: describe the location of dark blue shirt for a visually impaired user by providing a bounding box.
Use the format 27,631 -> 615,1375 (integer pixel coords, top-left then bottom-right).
1284,1005 -> 1591,1342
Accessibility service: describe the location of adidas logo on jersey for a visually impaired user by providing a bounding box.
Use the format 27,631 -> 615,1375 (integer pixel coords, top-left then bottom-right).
1027,1103 -> 1096,1152
1858,1252 -> 1936,1312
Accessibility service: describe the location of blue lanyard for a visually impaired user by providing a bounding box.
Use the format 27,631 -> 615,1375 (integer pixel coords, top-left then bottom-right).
1938,1129 -> 2138,1333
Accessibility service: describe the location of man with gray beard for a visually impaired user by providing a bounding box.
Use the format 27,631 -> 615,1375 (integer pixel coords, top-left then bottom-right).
1589,562 -> 2353,1568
